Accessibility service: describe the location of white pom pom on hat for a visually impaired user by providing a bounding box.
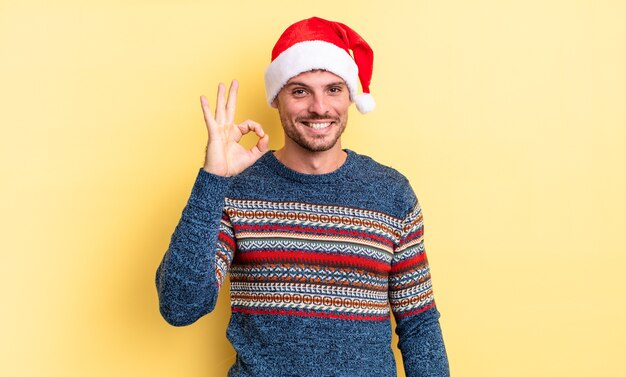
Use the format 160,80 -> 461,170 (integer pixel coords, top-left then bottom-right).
355,93 -> 375,114
265,17 -> 376,114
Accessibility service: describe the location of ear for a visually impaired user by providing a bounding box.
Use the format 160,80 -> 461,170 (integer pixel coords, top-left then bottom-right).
271,98 -> 278,108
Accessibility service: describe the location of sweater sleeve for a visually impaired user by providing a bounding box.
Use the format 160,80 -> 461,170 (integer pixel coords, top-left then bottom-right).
390,196 -> 450,376
155,168 -> 235,326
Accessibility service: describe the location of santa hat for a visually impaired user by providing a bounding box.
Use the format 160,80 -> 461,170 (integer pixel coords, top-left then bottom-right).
264,17 -> 376,114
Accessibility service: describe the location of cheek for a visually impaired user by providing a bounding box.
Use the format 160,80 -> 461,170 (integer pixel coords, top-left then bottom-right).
333,100 -> 351,115
283,102 -> 309,117
332,94 -> 351,108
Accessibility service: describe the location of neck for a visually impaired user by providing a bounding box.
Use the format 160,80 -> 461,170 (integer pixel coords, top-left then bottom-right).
274,142 -> 347,175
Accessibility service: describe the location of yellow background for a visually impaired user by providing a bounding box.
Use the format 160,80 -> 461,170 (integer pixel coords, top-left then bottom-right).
2,0 -> 625,376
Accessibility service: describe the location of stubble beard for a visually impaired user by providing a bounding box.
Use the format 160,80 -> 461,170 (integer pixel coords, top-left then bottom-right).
280,113 -> 348,153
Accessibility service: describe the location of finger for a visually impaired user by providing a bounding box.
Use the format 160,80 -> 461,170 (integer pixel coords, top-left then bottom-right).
215,82 -> 226,124
250,134 -> 270,158
200,95 -> 218,136
236,119 -> 265,138
225,80 -> 239,125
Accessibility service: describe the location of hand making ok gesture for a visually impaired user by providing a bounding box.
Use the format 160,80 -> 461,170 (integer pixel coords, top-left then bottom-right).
201,80 -> 269,177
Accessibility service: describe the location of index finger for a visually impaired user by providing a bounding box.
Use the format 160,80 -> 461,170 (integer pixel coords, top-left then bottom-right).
236,119 -> 265,138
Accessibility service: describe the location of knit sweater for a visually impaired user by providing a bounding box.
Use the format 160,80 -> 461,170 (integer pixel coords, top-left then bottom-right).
156,149 -> 449,376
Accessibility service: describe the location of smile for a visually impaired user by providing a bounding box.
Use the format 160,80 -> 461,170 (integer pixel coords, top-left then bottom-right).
302,121 -> 332,129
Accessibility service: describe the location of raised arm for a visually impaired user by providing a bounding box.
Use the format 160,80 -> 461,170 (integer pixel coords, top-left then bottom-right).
156,81 -> 269,326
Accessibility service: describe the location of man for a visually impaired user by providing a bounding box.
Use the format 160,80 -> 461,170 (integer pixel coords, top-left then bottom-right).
156,17 -> 449,376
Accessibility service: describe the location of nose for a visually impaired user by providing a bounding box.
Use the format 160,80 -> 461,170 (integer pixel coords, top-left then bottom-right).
307,93 -> 330,115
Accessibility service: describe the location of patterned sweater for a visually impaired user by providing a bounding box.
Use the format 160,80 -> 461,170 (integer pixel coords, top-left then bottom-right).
156,150 -> 449,376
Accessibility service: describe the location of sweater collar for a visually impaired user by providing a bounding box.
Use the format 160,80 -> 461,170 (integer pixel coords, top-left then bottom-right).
261,149 -> 358,184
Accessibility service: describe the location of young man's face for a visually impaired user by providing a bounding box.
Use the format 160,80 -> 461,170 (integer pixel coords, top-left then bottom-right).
272,70 -> 351,153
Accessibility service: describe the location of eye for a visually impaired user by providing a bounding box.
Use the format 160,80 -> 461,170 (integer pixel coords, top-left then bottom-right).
292,88 -> 308,97
328,86 -> 343,95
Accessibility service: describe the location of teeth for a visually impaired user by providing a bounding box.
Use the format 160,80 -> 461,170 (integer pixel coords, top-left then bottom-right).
305,122 -> 331,129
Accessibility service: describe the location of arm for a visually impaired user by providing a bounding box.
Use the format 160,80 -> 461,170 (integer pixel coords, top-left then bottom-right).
390,197 -> 450,376
155,81 -> 269,326
155,170 -> 234,326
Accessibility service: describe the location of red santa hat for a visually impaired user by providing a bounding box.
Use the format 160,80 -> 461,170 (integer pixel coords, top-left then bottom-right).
264,17 -> 376,114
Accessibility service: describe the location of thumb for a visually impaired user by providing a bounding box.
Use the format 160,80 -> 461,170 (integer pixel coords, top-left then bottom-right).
250,134 -> 270,158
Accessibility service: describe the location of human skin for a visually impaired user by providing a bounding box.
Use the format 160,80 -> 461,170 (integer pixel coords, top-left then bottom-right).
200,80 -> 269,177
271,70 -> 351,174
200,70 -> 352,177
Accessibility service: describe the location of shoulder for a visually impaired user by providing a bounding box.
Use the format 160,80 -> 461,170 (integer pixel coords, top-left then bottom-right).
350,151 -> 408,183
348,150 -> 418,217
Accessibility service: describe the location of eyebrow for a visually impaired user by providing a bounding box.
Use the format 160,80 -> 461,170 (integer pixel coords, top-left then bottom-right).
284,81 -> 346,89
